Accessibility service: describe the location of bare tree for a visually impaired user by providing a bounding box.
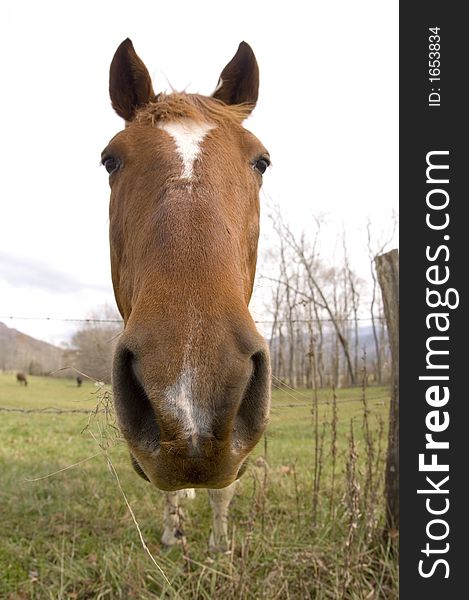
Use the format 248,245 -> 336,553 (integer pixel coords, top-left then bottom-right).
342,232 -> 361,383
71,305 -> 122,383
261,206 -> 398,389
264,210 -> 362,387
290,233 -> 356,385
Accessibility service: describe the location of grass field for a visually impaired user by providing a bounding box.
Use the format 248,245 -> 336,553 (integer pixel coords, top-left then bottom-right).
0,373 -> 398,599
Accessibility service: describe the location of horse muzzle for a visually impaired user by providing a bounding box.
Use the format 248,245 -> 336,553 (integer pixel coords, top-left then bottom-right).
111,335 -> 271,490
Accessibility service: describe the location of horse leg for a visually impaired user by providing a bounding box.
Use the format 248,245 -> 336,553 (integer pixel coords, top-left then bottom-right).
161,489 -> 195,547
207,480 -> 237,554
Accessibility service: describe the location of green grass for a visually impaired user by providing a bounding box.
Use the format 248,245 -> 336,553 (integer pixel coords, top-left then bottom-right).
0,374 -> 398,599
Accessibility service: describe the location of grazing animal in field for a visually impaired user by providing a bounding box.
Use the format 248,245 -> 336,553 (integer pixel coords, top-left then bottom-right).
103,39 -> 271,552
76,376 -> 83,387
16,372 -> 28,386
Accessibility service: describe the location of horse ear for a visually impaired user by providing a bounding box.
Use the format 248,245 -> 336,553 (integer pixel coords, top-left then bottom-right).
212,42 -> 259,111
109,38 -> 155,121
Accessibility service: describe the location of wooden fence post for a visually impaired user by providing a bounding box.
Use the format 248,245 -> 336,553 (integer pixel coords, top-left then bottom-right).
375,249 -> 399,535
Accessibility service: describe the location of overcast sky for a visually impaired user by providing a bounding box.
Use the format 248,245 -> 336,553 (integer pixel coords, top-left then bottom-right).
0,1 -> 398,345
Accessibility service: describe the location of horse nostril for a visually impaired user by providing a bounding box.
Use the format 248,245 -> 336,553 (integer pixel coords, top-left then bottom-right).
233,349 -> 271,447
112,344 -> 160,449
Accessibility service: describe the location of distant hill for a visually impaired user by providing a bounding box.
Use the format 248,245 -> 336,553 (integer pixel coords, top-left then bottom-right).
268,323 -> 384,361
0,322 -> 65,374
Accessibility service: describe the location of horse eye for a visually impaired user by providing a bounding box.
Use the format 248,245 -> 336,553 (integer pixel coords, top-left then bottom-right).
254,157 -> 270,175
102,156 -> 120,175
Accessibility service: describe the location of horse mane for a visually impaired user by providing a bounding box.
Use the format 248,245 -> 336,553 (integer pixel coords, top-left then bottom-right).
136,92 -> 253,127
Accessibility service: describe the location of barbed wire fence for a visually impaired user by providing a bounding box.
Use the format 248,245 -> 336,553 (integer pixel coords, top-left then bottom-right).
0,315 -> 386,325
0,314 -> 390,414
0,367 -> 390,416
0,393 -> 390,415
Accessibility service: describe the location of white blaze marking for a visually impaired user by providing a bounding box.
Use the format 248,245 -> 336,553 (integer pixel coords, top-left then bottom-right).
158,120 -> 214,179
164,362 -> 209,436
164,366 -> 197,434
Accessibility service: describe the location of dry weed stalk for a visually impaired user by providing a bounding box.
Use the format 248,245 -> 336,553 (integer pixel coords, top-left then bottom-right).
328,384 -> 339,519
342,419 -> 361,597
82,379 -> 182,596
82,382 -> 121,452
360,350 -> 375,514
311,378 -> 325,527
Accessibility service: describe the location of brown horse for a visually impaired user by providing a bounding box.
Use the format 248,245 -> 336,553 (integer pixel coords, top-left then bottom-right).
104,39 -> 271,551
16,372 -> 28,386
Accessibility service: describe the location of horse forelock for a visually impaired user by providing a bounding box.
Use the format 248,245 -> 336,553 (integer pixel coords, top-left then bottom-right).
135,92 -> 253,127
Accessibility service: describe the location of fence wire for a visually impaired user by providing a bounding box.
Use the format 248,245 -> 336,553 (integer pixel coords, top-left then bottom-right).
0,406 -> 94,414
0,392 -> 389,416
0,315 -> 386,324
